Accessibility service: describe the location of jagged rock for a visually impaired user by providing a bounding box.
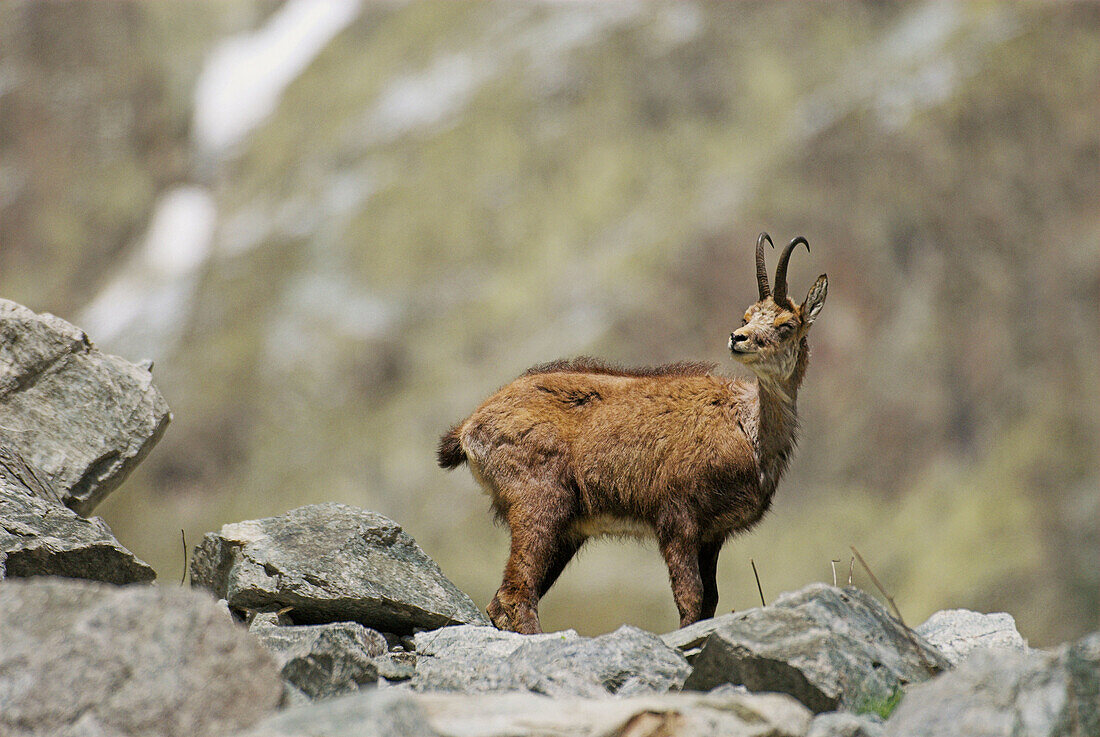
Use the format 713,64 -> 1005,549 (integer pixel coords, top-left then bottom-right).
413,623 -> 690,697
684,584 -> 950,713
662,611 -> 740,661
0,577 -> 283,737
249,616 -> 388,700
507,624 -> 692,697
0,299 -> 171,516
915,608 -> 1028,666
0,480 -> 155,583
242,688 -> 814,737
189,503 -> 488,633
883,631 -> 1099,737
413,624 -> 581,692
809,711 -> 885,737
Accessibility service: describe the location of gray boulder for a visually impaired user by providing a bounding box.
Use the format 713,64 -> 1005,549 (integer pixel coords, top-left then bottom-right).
0,577 -> 283,737
190,503 -> 488,633
413,623 -> 690,697
249,615 -> 388,700
0,299 -> 170,516
243,688 -> 813,737
684,584 -> 949,713
915,608 -> 1028,666
0,480 -> 155,583
883,631 -> 1099,737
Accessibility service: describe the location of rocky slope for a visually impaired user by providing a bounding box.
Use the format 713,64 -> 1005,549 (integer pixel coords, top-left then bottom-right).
3,502 -> 1095,737
0,300 -> 1094,735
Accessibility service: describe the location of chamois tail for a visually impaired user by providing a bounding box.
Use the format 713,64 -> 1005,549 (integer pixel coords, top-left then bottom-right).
436,424 -> 467,469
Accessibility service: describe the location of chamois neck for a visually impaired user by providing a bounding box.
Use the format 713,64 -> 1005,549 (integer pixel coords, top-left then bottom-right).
752,337 -> 809,494
755,337 -> 809,407
755,378 -> 799,454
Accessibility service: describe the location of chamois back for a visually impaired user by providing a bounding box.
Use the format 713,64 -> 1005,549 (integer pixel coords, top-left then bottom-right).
523,356 -> 717,379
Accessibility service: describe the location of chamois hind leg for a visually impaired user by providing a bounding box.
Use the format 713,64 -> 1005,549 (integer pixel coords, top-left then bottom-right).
537,532 -> 585,598
657,518 -> 704,628
490,499 -> 573,634
699,540 -> 722,620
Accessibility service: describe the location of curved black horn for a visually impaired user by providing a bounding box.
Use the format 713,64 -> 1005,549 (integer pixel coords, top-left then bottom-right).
756,232 -> 774,300
773,236 -> 809,304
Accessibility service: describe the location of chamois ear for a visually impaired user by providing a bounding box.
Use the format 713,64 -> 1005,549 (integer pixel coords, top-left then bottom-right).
801,274 -> 828,328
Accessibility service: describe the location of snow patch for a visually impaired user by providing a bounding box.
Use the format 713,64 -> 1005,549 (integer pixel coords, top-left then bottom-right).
361,54 -> 487,145
79,186 -> 217,357
878,2 -> 961,63
353,3 -> 641,146
795,1 -> 1019,139
263,270 -> 399,378
193,0 -> 361,156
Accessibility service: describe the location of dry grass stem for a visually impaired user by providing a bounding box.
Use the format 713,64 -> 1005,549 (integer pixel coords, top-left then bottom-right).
750,558 -> 766,607
179,529 -> 187,586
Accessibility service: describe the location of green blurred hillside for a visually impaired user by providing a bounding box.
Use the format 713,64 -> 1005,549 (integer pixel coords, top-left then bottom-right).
1,1 -> 1096,644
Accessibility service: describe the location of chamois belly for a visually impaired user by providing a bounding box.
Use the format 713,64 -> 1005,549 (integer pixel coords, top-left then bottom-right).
569,514 -> 654,540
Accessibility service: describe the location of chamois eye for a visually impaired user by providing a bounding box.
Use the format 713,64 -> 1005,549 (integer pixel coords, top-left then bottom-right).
741,318 -> 748,327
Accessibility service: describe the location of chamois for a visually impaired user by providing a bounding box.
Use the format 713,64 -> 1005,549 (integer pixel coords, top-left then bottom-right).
438,233 -> 828,634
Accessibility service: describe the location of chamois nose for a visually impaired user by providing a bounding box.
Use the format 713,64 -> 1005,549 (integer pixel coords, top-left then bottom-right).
730,332 -> 748,350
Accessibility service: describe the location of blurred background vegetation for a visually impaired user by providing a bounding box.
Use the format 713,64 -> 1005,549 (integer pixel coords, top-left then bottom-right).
1,1 -> 1096,645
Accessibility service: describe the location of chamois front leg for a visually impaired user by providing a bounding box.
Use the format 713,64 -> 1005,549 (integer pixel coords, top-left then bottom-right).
699,540 -> 722,620
490,505 -> 571,634
657,519 -> 704,628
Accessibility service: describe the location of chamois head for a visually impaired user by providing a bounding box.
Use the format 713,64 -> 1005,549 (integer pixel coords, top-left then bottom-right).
729,232 -> 828,383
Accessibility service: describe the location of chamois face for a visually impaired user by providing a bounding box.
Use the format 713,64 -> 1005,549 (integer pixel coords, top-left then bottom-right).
729,298 -> 804,380
729,270 -> 828,382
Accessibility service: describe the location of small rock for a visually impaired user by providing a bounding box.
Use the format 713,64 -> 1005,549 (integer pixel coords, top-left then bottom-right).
0,577 -> 283,737
0,479 -> 155,584
684,584 -> 949,713
0,299 -> 171,515
883,631 -> 1099,737
374,650 -> 417,683
189,503 -> 488,633
809,711 -> 885,737
250,609 -> 294,627
249,618 -> 388,700
708,682 -> 751,697
915,609 -> 1028,666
